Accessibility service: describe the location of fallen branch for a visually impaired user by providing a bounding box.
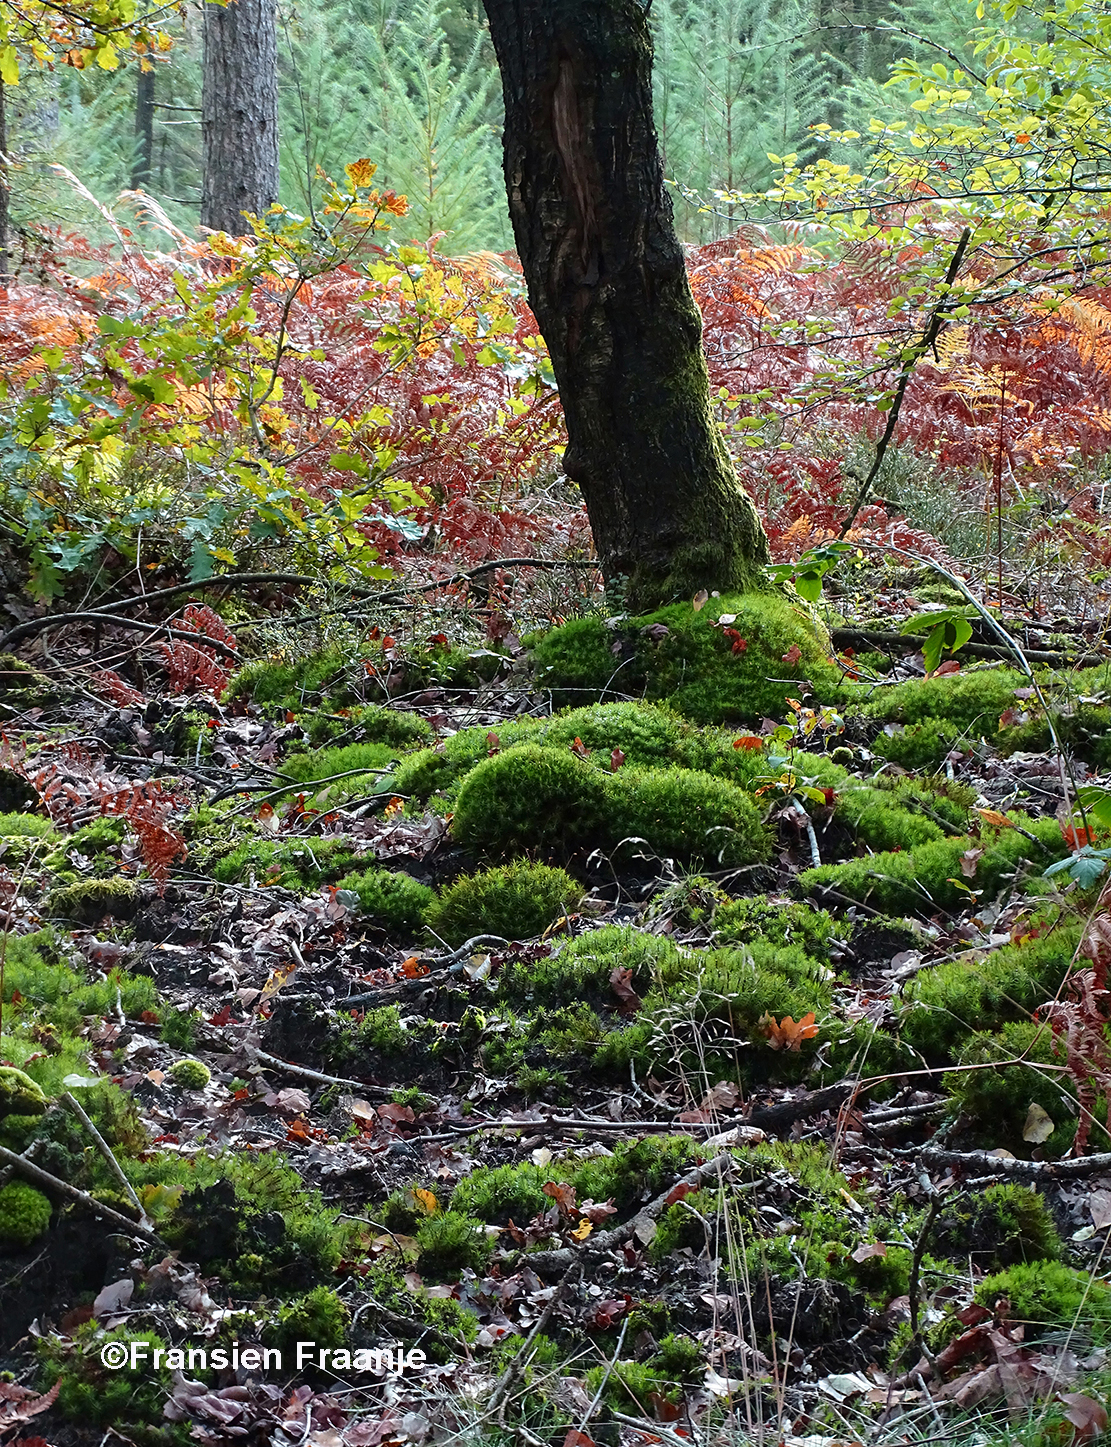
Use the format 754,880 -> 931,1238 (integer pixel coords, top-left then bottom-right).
89,572 -> 319,613
251,1048 -> 397,1100
0,611 -> 241,661
906,1145 -> 1111,1179
0,1144 -> 163,1245
831,626 -> 1102,669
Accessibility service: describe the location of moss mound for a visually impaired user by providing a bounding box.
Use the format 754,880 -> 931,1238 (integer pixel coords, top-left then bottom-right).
451,744 -> 770,864
0,1181 -> 52,1249
427,862 -> 583,947
335,867 -> 435,933
531,594 -> 839,724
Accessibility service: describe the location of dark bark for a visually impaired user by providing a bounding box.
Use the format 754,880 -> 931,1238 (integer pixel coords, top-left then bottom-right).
480,0 -> 769,608
201,0 -> 279,233
132,65 -> 155,191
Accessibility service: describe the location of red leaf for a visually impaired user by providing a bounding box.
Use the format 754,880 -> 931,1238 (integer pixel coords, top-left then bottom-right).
610,747 -> 626,772
208,1004 -> 232,1026
782,643 -> 802,664
571,736 -> 591,759
733,736 -> 764,751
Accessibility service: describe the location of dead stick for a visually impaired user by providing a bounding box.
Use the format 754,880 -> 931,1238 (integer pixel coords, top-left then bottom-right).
61,1091 -> 146,1222
0,1145 -> 163,1245
252,1049 -> 396,1100
485,1259 -> 582,1419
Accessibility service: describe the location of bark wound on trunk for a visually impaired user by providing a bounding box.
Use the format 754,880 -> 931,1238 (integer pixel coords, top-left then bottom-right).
482,0 -> 770,608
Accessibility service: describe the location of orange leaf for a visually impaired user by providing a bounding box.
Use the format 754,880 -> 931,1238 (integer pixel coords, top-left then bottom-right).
571,1218 -> 593,1241
733,736 -> 764,751
977,808 -> 1014,828
761,1011 -> 818,1051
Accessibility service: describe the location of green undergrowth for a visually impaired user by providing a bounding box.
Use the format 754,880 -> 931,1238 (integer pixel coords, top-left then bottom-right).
975,1260 -> 1111,1343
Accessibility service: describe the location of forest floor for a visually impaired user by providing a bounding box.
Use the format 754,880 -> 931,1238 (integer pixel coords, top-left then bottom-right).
1,558 -> 1111,1447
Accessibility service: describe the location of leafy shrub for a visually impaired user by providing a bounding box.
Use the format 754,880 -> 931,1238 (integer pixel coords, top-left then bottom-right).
0,1181 -> 51,1248
335,867 -> 435,933
901,924 -> 1082,1062
427,862 -> 582,947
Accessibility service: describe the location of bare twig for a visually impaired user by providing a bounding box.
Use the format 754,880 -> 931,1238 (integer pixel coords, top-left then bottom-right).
61,1090 -> 147,1222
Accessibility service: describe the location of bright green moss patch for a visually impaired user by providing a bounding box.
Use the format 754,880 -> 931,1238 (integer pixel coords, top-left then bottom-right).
864,667 -> 1028,736
497,927 -> 681,1007
713,895 -> 843,963
531,594 -> 839,724
335,867 -> 435,933
267,1286 -> 349,1357
901,923 -> 1082,1061
872,719 -> 963,772
800,817 -> 1067,916
209,833 -> 362,889
0,1180 -> 51,1249
452,745 -> 609,856
606,766 -> 769,864
40,1323 -> 170,1426
427,861 -> 582,947
168,1058 -> 211,1090
452,744 -> 770,864
0,1065 -> 47,1118
279,740 -> 398,794
975,1261 -> 1111,1343
0,812 -> 55,838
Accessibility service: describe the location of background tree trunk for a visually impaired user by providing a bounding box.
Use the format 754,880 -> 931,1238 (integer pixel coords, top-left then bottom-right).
480,0 -> 770,608
132,66 -> 155,192
202,0 -> 279,232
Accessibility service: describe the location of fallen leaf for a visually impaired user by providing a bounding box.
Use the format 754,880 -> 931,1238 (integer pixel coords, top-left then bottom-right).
610,965 -> 641,1015
733,736 -> 764,751
692,589 -> 709,611
1089,1190 -> 1111,1229
850,1241 -> 888,1263
760,1011 -> 819,1050
782,643 -> 803,665
411,1187 -> 438,1216
1022,1101 -> 1054,1144
571,1218 -> 593,1241
610,747 -> 626,772
978,808 -> 1016,828
563,1432 -> 597,1447
543,1181 -> 577,1216
1061,1392 -> 1108,1441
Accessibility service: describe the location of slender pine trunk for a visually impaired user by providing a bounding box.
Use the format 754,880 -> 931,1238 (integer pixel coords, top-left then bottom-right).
201,0 -> 280,232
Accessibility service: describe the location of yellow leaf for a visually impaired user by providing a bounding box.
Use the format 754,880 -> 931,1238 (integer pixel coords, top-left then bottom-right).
96,40 -> 120,70
345,158 -> 377,188
0,46 -> 19,84
571,1218 -> 593,1241
411,1187 -> 439,1216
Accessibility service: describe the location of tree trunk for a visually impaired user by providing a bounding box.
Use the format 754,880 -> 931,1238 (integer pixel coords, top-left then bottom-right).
201,0 -> 279,233
132,65 -> 155,192
480,0 -> 769,608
